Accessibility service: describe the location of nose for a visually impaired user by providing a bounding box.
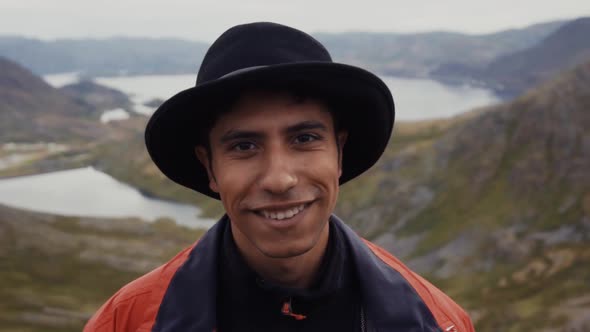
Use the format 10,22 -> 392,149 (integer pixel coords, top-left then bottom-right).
258,150 -> 298,194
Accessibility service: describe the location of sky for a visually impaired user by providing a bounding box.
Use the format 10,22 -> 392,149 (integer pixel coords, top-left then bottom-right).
1,0 -> 590,42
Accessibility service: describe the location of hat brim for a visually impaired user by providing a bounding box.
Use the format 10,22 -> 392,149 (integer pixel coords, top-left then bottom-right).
145,62 -> 395,199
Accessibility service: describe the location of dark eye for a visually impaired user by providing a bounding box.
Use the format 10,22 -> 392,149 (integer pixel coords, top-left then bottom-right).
233,142 -> 256,151
294,134 -> 318,144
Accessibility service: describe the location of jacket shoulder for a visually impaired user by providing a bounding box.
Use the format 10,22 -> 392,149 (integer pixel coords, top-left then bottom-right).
84,244 -> 196,332
363,240 -> 476,332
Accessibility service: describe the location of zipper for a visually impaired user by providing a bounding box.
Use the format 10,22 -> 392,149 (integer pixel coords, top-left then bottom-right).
360,306 -> 366,332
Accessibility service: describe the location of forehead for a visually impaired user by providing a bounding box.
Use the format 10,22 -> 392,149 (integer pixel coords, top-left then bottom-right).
210,91 -> 334,134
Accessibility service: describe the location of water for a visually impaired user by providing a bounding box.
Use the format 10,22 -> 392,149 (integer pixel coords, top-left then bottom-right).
100,108 -> 130,123
43,73 -> 500,121
0,167 -> 215,229
381,76 -> 499,120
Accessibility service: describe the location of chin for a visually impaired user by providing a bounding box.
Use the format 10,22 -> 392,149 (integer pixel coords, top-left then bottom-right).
258,242 -> 315,259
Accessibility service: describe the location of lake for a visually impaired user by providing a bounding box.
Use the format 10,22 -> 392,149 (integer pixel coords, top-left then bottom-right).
44,73 -> 501,121
0,167 -> 215,229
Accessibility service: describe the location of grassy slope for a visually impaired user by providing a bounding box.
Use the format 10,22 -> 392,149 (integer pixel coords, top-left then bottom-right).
335,62 -> 590,330
0,204 -> 204,332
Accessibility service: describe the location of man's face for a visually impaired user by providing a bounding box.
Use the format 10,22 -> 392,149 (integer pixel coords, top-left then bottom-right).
198,91 -> 346,259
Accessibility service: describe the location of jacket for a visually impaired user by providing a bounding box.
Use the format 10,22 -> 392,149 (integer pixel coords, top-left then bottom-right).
84,215 -> 475,332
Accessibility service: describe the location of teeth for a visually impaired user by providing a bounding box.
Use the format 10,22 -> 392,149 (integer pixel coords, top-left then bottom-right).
260,204 -> 306,221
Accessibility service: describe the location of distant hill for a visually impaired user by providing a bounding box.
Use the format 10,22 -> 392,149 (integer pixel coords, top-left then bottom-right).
316,20 -> 564,77
435,17 -> 590,97
0,37 -> 209,76
0,57 -> 108,142
60,80 -> 133,112
0,21 -> 563,80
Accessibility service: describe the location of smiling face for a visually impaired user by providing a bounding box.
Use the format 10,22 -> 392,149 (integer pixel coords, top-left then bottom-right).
196,91 -> 346,260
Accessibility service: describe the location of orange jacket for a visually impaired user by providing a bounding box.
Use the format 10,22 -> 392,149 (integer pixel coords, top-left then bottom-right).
85,215 -> 475,332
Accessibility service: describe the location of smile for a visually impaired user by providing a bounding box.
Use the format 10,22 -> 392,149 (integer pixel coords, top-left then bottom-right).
257,203 -> 308,221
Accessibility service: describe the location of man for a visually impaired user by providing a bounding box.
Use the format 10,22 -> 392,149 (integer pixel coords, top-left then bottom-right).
85,22 -> 475,332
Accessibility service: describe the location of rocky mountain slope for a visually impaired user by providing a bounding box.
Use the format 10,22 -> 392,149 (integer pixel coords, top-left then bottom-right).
336,60 -> 590,331
435,17 -> 590,97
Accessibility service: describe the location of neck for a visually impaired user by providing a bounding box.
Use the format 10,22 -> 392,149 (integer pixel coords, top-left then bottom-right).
231,222 -> 330,289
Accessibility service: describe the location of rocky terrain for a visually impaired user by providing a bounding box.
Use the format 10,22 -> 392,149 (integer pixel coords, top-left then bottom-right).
336,60 -> 590,331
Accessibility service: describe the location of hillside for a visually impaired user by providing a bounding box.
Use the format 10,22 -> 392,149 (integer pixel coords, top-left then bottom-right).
336,60 -> 590,330
0,57 -> 108,143
435,17 -> 590,97
60,80 -> 133,113
0,204 -> 203,332
484,17 -> 590,97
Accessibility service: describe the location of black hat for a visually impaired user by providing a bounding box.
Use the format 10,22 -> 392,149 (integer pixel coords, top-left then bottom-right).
145,22 -> 395,199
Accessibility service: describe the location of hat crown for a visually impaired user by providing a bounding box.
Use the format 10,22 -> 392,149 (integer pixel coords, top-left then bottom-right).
196,22 -> 332,85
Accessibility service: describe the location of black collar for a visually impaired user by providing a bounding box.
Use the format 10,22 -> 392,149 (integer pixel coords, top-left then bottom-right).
220,218 -> 355,301
152,215 -> 441,332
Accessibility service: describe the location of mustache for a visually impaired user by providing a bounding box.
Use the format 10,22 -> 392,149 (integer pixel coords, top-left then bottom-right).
241,188 -> 320,210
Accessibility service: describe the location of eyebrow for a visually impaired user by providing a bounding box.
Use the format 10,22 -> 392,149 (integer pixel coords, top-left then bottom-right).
285,120 -> 328,135
218,120 -> 329,144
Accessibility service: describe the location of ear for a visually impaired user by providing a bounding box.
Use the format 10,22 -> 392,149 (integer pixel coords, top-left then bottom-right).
336,131 -> 348,177
194,146 -> 219,193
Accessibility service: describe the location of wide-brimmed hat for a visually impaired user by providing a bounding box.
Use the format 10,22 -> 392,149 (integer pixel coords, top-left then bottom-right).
145,22 -> 395,199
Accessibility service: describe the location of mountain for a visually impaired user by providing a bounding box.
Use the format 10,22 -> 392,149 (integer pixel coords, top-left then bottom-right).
336,60 -> 590,330
0,57 -> 108,142
0,37 -> 209,76
316,20 -> 564,77
435,17 -> 590,97
0,21 -> 563,79
60,80 -> 133,112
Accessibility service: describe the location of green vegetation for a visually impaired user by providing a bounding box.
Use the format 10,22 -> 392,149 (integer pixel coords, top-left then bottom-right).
335,62 -> 590,330
0,205 -> 204,332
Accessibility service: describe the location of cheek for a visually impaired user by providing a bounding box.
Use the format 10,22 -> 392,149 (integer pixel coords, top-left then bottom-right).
212,160 -> 257,204
303,153 -> 341,197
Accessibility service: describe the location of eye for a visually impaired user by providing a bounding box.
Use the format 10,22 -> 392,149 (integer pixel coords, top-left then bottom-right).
232,142 -> 256,151
294,133 -> 319,144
